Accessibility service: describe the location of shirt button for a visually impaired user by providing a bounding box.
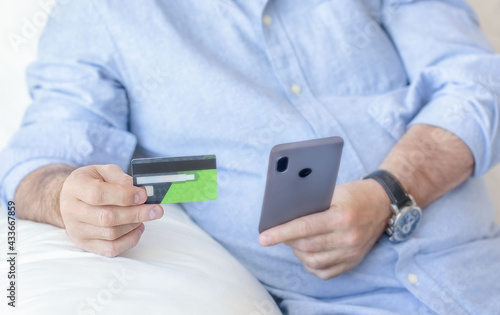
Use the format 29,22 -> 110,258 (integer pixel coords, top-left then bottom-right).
263,15 -> 272,26
291,84 -> 302,95
408,273 -> 419,284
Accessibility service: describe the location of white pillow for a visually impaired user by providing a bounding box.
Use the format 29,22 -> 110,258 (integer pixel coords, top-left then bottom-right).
0,204 -> 281,315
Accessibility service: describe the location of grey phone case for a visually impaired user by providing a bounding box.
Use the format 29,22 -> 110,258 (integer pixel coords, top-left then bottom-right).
258,136 -> 344,233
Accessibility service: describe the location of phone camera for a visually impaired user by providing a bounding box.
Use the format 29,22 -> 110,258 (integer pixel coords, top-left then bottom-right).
276,156 -> 289,172
298,168 -> 312,178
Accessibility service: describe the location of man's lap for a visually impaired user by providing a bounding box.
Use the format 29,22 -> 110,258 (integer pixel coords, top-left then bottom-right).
270,228 -> 500,314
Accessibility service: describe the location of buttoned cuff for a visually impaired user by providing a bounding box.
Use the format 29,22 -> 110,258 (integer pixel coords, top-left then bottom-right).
0,158 -> 78,211
0,122 -> 137,211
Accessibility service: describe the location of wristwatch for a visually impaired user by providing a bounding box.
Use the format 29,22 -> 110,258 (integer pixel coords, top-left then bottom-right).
363,170 -> 422,243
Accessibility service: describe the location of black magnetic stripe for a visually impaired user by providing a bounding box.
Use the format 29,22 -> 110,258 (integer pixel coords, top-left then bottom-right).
132,158 -> 216,175
363,170 -> 411,208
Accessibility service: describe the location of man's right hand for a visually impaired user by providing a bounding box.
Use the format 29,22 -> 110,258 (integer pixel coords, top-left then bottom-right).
58,164 -> 164,257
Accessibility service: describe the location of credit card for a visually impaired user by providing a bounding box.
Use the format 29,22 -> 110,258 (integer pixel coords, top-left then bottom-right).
131,154 -> 217,204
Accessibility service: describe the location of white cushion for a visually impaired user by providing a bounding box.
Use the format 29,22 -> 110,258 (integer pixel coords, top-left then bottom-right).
0,204 -> 280,314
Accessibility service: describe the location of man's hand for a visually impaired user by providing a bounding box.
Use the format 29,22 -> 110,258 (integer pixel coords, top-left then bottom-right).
258,124 -> 474,280
59,164 -> 164,257
258,180 -> 391,280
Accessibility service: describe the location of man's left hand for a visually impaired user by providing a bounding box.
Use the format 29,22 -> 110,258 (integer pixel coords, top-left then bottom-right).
259,180 -> 392,280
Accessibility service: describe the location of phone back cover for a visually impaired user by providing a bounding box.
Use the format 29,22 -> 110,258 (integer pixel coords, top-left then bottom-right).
259,136 -> 343,233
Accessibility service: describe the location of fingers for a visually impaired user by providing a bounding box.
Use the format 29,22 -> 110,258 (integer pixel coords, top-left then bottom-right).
259,209 -> 334,246
71,222 -> 142,241
75,179 -> 146,206
69,164 -> 146,206
59,164 -> 162,258
74,201 -> 164,227
303,263 -> 352,281
293,247 -> 360,280
284,233 -> 341,252
77,223 -> 146,257
292,248 -> 340,270
257,181 -> 391,280
95,164 -> 134,186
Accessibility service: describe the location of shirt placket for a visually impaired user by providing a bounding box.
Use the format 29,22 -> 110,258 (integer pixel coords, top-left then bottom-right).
260,1 -> 367,180
392,242 -> 469,315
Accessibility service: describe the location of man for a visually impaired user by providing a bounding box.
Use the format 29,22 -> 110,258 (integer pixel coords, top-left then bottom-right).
1,0 -> 499,313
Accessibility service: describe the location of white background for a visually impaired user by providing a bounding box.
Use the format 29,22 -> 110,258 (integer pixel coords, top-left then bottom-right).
0,0 -> 499,222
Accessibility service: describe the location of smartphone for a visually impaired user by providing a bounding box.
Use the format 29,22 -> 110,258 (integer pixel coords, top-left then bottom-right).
258,136 -> 344,233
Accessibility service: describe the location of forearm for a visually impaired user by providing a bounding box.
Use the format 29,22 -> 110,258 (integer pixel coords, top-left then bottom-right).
379,124 -> 475,208
14,164 -> 75,228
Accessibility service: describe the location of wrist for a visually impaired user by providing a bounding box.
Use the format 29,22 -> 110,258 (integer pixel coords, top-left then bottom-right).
378,164 -> 422,206
363,170 -> 423,242
15,164 -> 74,228
51,172 -> 71,228
363,178 -> 393,229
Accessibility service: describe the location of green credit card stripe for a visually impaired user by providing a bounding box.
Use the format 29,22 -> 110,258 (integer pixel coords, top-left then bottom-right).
161,169 -> 217,203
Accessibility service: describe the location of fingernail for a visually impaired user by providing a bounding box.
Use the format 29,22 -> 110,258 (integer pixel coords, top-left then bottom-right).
149,206 -> 162,220
259,234 -> 273,246
135,190 -> 147,204
139,224 -> 145,234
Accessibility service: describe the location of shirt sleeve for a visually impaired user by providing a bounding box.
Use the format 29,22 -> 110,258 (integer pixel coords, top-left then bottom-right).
382,0 -> 500,177
0,1 -> 136,208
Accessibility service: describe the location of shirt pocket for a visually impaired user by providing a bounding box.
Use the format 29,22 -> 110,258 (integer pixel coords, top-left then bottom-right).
286,0 -> 409,96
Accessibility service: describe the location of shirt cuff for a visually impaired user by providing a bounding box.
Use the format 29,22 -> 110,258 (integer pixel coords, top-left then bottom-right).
0,158 -> 77,210
0,123 -> 137,211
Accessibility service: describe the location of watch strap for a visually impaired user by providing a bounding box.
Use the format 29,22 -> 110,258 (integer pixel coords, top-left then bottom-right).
363,170 -> 411,209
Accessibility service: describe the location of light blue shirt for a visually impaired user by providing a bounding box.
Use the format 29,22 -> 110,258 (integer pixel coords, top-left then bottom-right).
1,0 -> 500,313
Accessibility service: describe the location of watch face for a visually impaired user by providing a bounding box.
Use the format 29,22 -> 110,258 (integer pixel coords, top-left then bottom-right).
392,207 -> 422,242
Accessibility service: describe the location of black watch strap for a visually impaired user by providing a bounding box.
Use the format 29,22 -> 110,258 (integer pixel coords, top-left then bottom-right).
363,170 -> 411,209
